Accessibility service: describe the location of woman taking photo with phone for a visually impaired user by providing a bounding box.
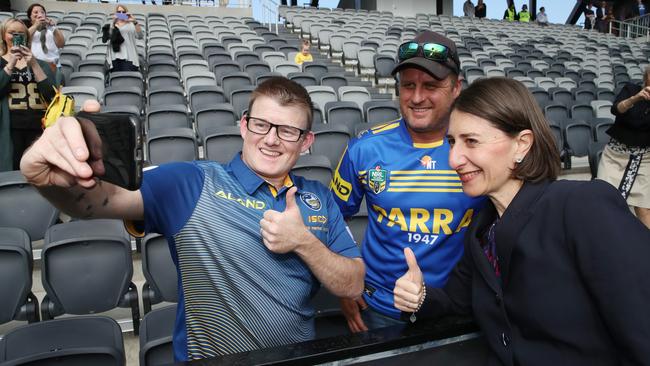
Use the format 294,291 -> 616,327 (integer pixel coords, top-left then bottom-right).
0,18 -> 58,171
26,3 -> 64,72
102,4 -> 142,72
393,77 -> 650,365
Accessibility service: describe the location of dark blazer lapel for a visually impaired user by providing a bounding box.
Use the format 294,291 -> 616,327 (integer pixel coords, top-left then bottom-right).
466,202 -> 501,294
496,180 -> 551,288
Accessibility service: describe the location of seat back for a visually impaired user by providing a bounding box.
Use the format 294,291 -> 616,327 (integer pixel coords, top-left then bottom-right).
139,305 -> 176,366
147,128 -> 198,164
0,316 -> 125,365
142,234 -> 178,312
291,155 -> 332,187
0,171 -> 59,242
204,126 -> 244,163
311,124 -> 351,167
0,227 -> 37,325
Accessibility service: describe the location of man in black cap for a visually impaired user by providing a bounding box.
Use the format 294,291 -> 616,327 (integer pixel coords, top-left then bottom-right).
331,31 -> 485,332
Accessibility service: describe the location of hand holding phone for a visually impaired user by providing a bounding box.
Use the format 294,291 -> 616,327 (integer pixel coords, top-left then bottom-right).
115,12 -> 129,21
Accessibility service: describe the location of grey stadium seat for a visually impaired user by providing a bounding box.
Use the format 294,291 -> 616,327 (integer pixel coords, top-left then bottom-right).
147,128 -> 198,165
204,126 -> 244,163
0,227 -> 38,325
0,316 -> 125,365
291,154 -> 332,188
139,305 -> 177,366
142,234 -> 178,314
41,219 -> 140,334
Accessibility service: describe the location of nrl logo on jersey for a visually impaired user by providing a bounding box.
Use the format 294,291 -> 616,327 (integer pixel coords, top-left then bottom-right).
419,155 -> 437,170
368,165 -> 387,194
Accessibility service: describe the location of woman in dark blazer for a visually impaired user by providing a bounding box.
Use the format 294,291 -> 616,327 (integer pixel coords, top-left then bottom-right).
393,77 -> 650,366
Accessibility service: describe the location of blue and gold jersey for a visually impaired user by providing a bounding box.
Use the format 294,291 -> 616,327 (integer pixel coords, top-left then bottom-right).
331,119 -> 484,319
140,155 -> 359,361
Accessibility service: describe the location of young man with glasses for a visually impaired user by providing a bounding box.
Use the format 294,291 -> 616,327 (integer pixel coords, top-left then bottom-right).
20,77 -> 364,361
331,31 -> 484,331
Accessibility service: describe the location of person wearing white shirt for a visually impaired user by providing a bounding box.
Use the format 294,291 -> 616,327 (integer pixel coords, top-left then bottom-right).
27,3 -> 64,67
537,7 -> 549,26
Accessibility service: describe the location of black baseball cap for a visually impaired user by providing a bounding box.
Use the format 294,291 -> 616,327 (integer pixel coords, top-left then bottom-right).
391,30 -> 461,80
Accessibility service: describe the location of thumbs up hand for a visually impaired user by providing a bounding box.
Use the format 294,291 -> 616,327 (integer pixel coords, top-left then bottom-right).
260,187 -> 310,254
394,247 -> 425,313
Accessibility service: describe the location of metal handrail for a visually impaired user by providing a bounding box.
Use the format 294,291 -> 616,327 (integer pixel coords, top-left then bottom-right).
608,18 -> 650,40
260,0 -> 279,33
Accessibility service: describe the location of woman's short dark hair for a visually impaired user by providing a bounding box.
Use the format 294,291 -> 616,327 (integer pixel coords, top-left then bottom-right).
453,77 -> 560,182
247,76 -> 313,131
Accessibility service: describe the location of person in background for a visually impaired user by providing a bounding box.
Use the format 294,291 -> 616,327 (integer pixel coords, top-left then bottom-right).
332,30 -> 484,333
634,0 -> 646,16
596,0 -> 609,32
0,18 -> 58,171
20,77 -> 364,361
503,2 -> 518,21
394,77 -> 650,366
536,6 -> 549,26
294,39 -> 313,65
597,66 -> 650,229
584,2 -> 596,30
475,0 -> 487,19
26,3 -> 64,73
518,4 -> 531,22
463,0 -> 475,17
102,4 -> 143,72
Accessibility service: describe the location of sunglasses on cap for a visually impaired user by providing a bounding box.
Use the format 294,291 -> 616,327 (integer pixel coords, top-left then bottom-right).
398,41 -> 452,63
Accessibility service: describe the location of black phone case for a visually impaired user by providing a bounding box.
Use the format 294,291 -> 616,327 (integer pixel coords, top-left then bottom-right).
75,111 -> 143,191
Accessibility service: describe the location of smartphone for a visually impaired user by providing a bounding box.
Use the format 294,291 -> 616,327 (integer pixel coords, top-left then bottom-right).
75,112 -> 143,191
12,33 -> 25,47
115,12 -> 129,21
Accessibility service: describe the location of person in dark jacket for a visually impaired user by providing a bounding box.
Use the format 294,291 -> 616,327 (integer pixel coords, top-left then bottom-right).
597,66 -> 650,229
394,77 -> 650,366
475,0 -> 486,19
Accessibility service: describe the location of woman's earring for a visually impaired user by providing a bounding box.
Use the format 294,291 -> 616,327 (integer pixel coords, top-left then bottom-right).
515,157 -> 522,163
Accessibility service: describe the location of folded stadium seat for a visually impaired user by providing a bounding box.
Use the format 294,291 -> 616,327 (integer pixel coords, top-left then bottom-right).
306,85 -> 338,119
148,50 -> 176,65
374,54 -> 396,90
551,89 -> 573,107
147,128 -> 198,164
184,71 -> 217,93
211,62 -> 241,87
564,122 -> 592,163
573,88 -> 596,104
311,124 -> 353,168
591,100 -> 614,119
203,43 -> 227,59
254,72 -> 283,86
145,84 -> 184,107
320,73 -> 348,94
312,107 -> 324,125
342,41 -> 361,69
68,71 -> 106,99
207,51 -> 234,72
364,100 -> 400,124
149,44 -> 175,54
288,72 -> 318,87
204,126 -> 244,163
329,34 -> 346,62
109,71 -> 144,93
147,60 -> 178,75
271,62 -> 299,78
148,38 -> 174,50
260,51 -> 286,70
103,86 -> 143,114
62,86 -> 99,111
252,44 -> 275,56
41,219 -> 140,333
59,48 -> 84,69
570,104 -> 595,123
578,80 -> 597,93
230,86 -> 256,119
588,141 -> 607,179
147,72 -> 182,91
141,234 -> 178,314
146,105 -> 190,131
530,88 -> 551,107
76,58 -> 107,74
0,316 -> 125,365
176,50 -> 205,66
317,29 -> 333,53
347,196 -> 369,247
234,51 -> 261,67
303,62 -> 329,81
593,118 -> 614,143
0,227 -> 39,325
325,101 -> 363,130
195,104 -> 238,143
544,104 -> 570,129
291,154 -> 333,188
139,305 -> 176,366
188,85 -> 226,113
227,44 -> 251,58
243,62 -> 272,81
544,69 -> 563,79
179,60 -> 210,81
268,38 -> 289,50
555,77 -> 577,91
534,77 -> 556,91
338,86 -> 371,111
526,69 -> 544,79
597,79 -> 615,91
512,76 -> 535,89
580,69 -> 598,81
220,72 -> 252,101
309,286 -> 349,339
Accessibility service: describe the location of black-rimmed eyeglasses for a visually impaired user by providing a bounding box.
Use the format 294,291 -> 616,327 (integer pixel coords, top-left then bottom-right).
245,116 -> 306,142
